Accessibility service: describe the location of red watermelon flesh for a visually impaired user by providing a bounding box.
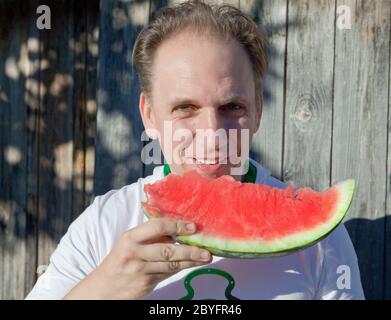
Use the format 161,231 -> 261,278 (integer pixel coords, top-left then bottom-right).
142,170 -> 355,258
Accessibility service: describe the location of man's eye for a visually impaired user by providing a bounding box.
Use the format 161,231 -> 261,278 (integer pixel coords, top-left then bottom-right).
174,105 -> 194,113
221,103 -> 245,112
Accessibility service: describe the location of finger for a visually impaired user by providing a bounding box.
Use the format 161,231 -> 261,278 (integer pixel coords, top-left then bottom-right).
144,260 -> 210,274
129,218 -> 196,243
149,272 -> 177,284
138,243 -> 211,263
142,235 -> 176,245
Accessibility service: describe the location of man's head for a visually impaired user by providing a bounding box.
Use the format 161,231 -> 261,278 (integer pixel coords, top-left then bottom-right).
133,0 -> 268,179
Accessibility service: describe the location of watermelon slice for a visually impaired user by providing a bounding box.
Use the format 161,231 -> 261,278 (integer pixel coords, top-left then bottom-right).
142,170 -> 355,258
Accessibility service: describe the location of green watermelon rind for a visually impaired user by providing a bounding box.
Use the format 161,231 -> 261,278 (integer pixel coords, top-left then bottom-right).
142,179 -> 355,259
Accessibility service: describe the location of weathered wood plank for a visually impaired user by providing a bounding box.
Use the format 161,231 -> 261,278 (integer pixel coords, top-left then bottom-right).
94,0 -> 150,195
386,11 -> 391,298
23,0 -> 43,298
70,0 -> 99,222
283,0 -> 335,190
26,0 -> 99,297
142,0 -> 166,177
333,0 -> 391,300
0,0 -> 95,299
240,0 -> 287,179
0,0 -> 40,299
36,0 -> 76,276
71,0 -> 89,224
0,3 -> 29,299
82,0 -> 99,208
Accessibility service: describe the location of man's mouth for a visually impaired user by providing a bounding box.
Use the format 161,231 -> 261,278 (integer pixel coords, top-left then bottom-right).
191,157 -> 226,175
194,158 -> 219,165
180,155 -> 244,176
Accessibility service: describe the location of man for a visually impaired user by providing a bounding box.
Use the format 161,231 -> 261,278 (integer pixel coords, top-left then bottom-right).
26,0 -> 364,299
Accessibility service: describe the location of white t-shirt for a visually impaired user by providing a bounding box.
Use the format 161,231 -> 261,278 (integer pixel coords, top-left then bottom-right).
25,159 -> 365,300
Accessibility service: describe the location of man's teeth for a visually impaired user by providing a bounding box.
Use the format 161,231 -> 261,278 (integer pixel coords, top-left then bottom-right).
195,159 -> 218,165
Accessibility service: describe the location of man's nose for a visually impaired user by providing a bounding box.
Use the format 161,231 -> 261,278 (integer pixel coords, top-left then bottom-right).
202,107 -> 221,131
195,107 -> 226,152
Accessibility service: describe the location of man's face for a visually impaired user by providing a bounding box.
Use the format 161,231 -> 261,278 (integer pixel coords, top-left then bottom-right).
140,29 -> 262,180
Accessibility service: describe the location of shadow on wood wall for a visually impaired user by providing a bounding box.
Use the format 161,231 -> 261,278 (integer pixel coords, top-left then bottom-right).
345,217 -> 391,300
0,0 -> 99,298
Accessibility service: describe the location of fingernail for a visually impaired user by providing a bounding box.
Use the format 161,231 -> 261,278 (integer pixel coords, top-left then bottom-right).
200,251 -> 210,260
186,222 -> 195,232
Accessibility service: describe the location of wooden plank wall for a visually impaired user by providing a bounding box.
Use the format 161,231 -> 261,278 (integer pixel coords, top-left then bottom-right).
0,0 -> 390,299
0,0 -> 99,299
332,0 -> 390,299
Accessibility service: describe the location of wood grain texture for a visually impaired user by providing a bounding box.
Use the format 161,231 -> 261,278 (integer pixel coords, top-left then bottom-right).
93,0 -> 150,196
333,0 -> 391,299
35,0 -> 99,292
0,0 -> 41,299
83,0 -> 100,209
0,0 -> 99,298
70,0 -> 99,222
23,0 -> 42,299
0,1 -> 30,300
37,0 -> 79,278
283,0 -> 335,191
241,0 -> 287,179
386,5 -> 391,297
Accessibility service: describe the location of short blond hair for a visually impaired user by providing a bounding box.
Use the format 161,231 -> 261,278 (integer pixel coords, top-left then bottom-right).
132,0 -> 268,102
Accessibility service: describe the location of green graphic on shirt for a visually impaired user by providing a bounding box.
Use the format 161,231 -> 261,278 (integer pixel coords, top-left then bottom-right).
179,268 -> 240,300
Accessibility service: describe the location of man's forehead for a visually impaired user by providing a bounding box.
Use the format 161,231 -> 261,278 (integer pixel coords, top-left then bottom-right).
153,54 -> 244,83
152,31 -> 252,81
150,31 -> 255,106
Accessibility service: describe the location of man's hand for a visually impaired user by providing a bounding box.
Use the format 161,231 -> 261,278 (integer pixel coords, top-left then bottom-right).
63,218 -> 211,299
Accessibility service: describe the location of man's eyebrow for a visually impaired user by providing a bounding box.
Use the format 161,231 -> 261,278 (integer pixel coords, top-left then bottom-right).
169,95 -> 250,107
219,95 -> 250,106
169,97 -> 199,107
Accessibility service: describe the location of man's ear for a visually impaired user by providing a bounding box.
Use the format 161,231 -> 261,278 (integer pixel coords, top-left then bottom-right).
139,91 -> 157,139
255,94 -> 263,130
